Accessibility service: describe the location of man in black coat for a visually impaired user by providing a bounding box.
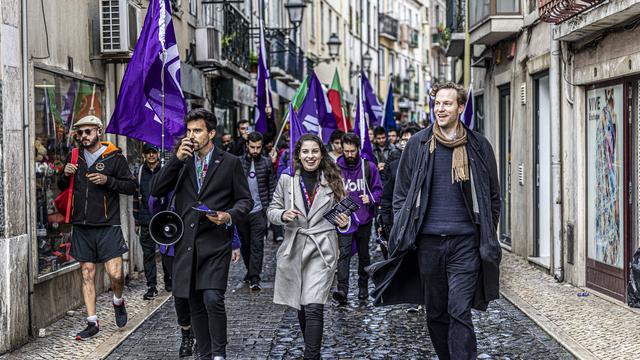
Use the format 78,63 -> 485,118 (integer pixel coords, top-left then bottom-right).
369,83 -> 501,360
237,131 -> 276,291
151,109 -> 253,360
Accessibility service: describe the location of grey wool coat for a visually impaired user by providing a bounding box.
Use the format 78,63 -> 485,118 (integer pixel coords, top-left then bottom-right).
267,172 -> 349,310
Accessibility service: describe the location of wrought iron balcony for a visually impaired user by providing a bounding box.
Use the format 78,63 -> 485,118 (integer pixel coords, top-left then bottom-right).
539,0 -> 604,24
268,29 -> 305,82
222,4 -> 250,70
379,13 -> 399,40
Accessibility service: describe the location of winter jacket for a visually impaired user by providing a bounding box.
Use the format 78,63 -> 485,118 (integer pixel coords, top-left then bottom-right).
368,124 -> 501,311
238,154 -> 276,209
133,163 -> 161,226
373,144 -> 394,165
58,142 -> 136,226
336,155 -> 383,233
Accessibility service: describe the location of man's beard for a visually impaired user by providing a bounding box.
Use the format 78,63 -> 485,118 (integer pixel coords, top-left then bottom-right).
81,137 -> 99,148
345,157 -> 357,166
249,152 -> 261,159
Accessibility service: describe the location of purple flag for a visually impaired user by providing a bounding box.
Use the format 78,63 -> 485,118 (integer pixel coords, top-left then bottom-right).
361,72 -> 382,127
255,20 -> 273,134
297,71 -> 338,143
429,95 -> 436,125
461,87 -> 474,129
354,80 -> 375,163
106,0 -> 186,149
287,103 -> 308,175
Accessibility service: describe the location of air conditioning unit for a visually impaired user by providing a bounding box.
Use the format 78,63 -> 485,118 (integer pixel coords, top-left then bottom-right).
100,0 -> 141,54
195,27 -> 222,63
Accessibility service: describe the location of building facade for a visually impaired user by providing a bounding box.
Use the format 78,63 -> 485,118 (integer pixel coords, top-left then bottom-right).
471,0 -> 640,306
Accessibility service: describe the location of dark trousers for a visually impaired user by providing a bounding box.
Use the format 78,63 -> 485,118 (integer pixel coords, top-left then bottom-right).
190,288 -> 227,359
336,222 -> 373,294
297,303 -> 324,360
139,226 -> 157,288
271,223 -> 284,240
161,254 -> 190,327
416,234 -> 480,360
238,210 -> 267,283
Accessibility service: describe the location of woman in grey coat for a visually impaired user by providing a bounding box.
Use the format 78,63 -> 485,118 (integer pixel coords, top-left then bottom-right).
267,134 -> 349,360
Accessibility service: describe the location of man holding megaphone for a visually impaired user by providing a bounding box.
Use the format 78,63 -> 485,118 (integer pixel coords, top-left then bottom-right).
151,109 -> 253,360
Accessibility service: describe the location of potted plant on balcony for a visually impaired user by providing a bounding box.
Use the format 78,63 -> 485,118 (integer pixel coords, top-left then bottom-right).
249,52 -> 259,73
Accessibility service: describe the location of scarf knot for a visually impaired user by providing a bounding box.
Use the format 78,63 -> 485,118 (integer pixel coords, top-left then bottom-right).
429,121 -> 470,183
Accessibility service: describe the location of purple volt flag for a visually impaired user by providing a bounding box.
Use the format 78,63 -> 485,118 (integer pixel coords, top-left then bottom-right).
297,71 -> 338,143
361,72 -> 382,127
255,19 -> 274,135
106,0 -> 186,149
429,94 -> 436,125
461,87 -> 474,129
354,80 -> 375,163
287,103 -> 309,175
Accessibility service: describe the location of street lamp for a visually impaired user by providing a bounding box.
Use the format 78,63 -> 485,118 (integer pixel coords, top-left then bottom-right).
407,64 -> 416,80
327,33 -> 342,59
285,0 -> 306,29
362,51 -> 372,72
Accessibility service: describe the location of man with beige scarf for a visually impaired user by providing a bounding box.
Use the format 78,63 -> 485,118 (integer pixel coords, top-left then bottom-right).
368,82 -> 501,360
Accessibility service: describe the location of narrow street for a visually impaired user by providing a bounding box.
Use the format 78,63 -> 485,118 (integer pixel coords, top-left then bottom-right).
105,239 -> 574,360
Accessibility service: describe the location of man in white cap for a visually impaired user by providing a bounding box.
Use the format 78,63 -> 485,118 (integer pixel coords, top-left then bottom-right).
58,115 -> 136,340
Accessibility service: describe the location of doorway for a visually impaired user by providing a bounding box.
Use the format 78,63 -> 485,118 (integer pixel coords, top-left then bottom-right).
533,74 -> 551,267
499,85 -> 512,246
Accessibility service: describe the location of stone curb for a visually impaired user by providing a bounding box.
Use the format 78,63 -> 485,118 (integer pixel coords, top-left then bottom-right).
500,287 -> 598,360
88,293 -> 171,360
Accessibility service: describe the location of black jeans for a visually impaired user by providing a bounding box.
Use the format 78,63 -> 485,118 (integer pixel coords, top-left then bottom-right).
162,254 -> 190,327
416,234 -> 480,360
139,226 -> 157,288
337,222 -> 373,294
297,303 -> 324,360
238,210 -> 267,283
189,289 -> 227,358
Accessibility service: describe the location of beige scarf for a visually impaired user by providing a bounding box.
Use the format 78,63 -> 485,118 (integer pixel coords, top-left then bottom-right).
429,121 -> 469,183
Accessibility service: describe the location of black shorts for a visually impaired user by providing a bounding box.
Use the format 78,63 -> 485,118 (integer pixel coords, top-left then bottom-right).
70,225 -> 129,263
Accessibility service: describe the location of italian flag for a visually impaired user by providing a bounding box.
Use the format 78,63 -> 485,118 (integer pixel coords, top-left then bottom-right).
327,69 -> 351,132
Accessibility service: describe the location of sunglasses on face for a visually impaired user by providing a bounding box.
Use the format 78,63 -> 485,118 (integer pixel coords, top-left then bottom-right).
75,128 -> 96,136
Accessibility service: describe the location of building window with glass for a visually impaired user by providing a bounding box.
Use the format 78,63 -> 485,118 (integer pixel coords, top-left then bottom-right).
33,68 -> 104,277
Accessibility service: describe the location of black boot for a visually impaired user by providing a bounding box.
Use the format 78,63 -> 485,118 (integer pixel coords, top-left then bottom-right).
179,327 -> 195,358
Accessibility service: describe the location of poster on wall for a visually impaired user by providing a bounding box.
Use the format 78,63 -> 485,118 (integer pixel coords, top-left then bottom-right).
587,84 -> 624,269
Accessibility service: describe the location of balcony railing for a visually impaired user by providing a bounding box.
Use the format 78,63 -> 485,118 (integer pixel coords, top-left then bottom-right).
410,28 -> 419,48
379,13 -> 399,39
470,0 -> 520,28
432,33 -> 446,48
222,4 -> 250,70
447,0 -> 466,33
539,0 -> 604,24
269,30 -> 304,82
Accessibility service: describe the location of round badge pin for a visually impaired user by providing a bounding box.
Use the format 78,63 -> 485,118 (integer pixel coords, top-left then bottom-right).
96,163 -> 105,171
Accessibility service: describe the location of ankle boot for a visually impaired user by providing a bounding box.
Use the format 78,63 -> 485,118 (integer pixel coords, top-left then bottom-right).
179,328 -> 195,358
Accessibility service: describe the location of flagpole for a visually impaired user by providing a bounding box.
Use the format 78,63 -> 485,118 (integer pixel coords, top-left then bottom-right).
160,50 -> 167,166
274,115 -> 289,149
359,74 -> 366,197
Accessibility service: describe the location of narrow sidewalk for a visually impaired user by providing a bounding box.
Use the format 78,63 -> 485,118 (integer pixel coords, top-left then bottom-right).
500,251 -> 640,360
0,267 -> 170,360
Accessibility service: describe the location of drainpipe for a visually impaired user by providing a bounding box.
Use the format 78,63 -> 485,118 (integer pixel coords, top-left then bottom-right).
22,0 -> 34,333
550,26 -> 564,281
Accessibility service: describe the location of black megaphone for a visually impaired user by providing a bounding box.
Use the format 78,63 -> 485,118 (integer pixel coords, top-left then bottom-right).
149,210 -> 184,246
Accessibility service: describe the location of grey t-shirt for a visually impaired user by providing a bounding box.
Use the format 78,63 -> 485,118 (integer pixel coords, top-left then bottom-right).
84,145 -> 107,168
248,160 -> 263,213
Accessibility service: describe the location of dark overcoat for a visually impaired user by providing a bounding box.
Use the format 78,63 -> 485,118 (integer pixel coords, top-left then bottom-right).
368,124 -> 502,311
150,147 -> 253,298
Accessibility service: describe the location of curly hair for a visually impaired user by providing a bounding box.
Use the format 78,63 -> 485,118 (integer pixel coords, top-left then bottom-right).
294,134 -> 346,201
430,82 -> 467,107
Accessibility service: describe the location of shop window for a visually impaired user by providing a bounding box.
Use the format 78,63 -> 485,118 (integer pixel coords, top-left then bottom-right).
34,69 -> 104,276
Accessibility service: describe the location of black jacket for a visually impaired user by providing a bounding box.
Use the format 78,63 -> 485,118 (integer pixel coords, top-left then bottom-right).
238,154 -> 276,210
368,125 -> 501,311
379,155 -> 401,230
229,138 -> 246,156
150,147 -> 253,297
133,163 -> 161,226
58,142 -> 136,226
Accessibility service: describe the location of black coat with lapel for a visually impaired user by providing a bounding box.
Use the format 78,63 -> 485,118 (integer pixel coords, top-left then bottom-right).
368,124 -> 501,311
150,146 -> 253,297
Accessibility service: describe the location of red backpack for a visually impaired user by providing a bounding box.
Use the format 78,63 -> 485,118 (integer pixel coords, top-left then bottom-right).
54,148 -> 79,223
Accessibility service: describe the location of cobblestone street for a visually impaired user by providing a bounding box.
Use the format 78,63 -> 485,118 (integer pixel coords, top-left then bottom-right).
106,239 -> 574,360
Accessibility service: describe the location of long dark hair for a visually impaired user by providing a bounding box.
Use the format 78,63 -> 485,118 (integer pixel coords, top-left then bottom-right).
294,134 -> 346,200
